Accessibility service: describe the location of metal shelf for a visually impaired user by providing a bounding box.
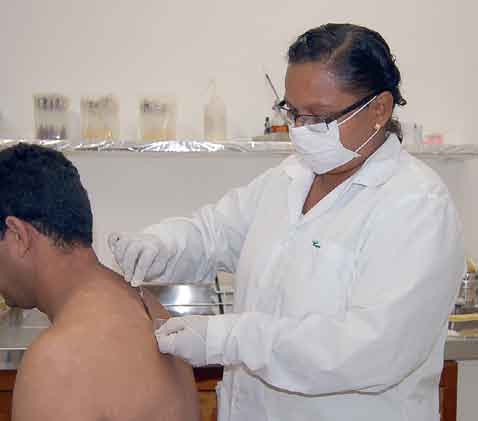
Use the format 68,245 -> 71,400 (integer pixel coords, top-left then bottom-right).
1,139 -> 478,160
404,144 -> 478,160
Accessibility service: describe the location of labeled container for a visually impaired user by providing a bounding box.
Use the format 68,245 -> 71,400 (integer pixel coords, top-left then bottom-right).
81,95 -> 119,141
33,94 -> 69,140
139,97 -> 177,142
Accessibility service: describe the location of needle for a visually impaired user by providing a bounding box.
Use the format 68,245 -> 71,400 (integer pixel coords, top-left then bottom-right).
135,286 -> 153,321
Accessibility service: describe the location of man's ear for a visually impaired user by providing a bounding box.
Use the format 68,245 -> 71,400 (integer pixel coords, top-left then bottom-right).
5,216 -> 33,257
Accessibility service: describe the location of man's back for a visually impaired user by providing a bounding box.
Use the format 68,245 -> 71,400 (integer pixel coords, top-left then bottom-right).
12,271 -> 200,421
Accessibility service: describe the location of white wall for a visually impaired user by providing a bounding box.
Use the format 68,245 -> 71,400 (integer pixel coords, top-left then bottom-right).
0,0 -> 474,144
68,152 -> 281,268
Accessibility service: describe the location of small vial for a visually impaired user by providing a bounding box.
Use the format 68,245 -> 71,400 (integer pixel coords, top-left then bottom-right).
264,116 -> 271,134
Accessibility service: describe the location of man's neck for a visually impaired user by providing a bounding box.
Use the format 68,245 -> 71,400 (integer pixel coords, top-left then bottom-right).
34,246 -> 109,322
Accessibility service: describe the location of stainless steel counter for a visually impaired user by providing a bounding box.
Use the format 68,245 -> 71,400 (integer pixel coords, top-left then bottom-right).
0,309 -> 477,370
0,309 -> 50,369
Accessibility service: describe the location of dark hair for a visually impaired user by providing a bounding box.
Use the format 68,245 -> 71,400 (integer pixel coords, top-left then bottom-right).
0,144 -> 93,248
288,23 -> 407,141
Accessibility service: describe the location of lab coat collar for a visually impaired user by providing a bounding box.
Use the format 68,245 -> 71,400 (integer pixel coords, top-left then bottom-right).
352,134 -> 402,187
283,134 -> 402,188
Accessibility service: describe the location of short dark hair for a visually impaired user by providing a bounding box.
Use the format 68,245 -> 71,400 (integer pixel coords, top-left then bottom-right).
0,144 -> 93,247
288,23 -> 407,141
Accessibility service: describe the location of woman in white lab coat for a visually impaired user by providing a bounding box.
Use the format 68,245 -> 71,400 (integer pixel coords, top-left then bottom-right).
110,23 -> 464,421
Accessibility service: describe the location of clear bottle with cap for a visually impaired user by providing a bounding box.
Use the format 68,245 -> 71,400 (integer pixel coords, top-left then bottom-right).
204,80 -> 226,141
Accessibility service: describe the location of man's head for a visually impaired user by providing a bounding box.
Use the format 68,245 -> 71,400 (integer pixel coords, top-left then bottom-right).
0,144 -> 93,307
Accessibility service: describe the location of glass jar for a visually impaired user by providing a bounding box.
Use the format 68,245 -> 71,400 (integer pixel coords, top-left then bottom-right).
139,97 -> 177,142
33,94 -> 69,140
81,95 -> 119,141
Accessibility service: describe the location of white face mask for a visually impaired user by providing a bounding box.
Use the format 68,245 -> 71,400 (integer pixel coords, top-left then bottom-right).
289,96 -> 379,174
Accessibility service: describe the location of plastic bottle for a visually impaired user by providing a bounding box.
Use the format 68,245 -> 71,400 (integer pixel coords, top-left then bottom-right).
204,80 -> 227,141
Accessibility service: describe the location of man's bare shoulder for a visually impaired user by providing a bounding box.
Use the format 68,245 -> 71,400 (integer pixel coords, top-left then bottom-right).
14,294 -> 199,421
13,320 -> 152,421
13,327 -> 93,421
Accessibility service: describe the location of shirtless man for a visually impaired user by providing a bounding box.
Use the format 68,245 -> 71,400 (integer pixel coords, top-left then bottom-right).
0,144 -> 199,421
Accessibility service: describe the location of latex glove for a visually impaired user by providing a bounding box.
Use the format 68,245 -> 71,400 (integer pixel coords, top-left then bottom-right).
156,315 -> 209,366
108,232 -> 169,286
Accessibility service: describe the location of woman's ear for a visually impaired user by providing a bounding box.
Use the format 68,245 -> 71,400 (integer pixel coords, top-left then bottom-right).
5,217 -> 32,257
372,91 -> 394,128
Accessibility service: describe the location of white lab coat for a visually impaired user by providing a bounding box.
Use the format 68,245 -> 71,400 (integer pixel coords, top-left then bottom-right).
146,135 -> 465,421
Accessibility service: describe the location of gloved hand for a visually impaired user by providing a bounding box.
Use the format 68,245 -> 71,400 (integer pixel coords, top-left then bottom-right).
108,232 -> 169,286
156,315 -> 209,366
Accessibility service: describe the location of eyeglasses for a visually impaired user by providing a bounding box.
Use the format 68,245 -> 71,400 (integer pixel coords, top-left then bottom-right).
276,92 -> 379,127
